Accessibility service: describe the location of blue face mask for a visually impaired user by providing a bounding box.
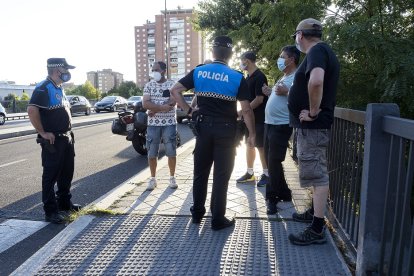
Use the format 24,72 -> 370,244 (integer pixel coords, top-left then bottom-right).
59,71 -> 71,82
277,58 -> 287,71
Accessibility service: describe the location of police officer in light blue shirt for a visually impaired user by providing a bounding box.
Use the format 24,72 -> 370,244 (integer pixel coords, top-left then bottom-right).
262,46 -> 300,215
170,35 -> 256,230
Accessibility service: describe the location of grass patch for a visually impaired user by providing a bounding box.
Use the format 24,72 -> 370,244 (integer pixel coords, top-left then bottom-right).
65,207 -> 125,222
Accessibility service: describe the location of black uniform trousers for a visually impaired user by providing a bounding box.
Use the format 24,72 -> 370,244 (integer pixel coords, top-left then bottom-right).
264,124 -> 293,202
192,120 -> 236,223
41,135 -> 75,215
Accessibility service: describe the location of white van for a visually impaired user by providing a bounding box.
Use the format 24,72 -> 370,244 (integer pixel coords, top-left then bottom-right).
0,102 -> 7,125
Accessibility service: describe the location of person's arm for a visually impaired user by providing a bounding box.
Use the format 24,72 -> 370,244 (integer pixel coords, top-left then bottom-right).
240,100 -> 255,147
27,105 -> 56,144
299,67 -> 324,122
142,94 -> 173,113
170,82 -> 193,115
250,95 -> 264,109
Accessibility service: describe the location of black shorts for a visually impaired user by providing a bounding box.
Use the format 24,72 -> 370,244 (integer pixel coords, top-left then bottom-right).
245,123 -> 265,148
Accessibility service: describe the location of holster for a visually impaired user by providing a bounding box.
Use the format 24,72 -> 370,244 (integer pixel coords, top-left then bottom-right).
189,111 -> 200,137
36,137 -> 57,153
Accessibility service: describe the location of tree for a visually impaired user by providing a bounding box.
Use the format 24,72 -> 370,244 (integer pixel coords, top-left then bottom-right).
65,81 -> 101,100
108,81 -> 142,99
20,91 -> 30,101
326,0 -> 414,118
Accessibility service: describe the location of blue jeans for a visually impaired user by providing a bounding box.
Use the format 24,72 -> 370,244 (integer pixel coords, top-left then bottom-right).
146,125 -> 177,158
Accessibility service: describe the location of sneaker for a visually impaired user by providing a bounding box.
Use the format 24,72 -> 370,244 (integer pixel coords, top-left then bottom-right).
236,172 -> 255,183
169,176 -> 178,189
292,208 -> 314,223
146,178 -> 157,191
288,226 -> 327,245
257,174 -> 269,187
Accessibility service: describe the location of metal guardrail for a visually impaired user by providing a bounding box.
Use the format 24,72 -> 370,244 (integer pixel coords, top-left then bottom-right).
6,113 -> 29,120
328,104 -> 414,275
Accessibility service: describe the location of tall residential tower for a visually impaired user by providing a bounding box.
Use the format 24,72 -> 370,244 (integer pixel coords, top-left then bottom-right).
134,8 -> 205,88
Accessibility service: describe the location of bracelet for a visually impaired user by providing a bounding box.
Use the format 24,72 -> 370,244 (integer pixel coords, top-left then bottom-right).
186,107 -> 193,115
309,113 -> 318,120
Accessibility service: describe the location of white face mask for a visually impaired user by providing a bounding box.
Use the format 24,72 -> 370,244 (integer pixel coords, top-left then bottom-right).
295,35 -> 304,53
151,71 -> 162,82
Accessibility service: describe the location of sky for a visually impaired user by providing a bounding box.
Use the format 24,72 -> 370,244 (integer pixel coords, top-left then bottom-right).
0,0 -> 200,85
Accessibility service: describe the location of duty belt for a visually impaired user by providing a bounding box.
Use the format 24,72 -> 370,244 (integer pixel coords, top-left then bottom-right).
54,131 -> 72,138
198,115 -> 236,124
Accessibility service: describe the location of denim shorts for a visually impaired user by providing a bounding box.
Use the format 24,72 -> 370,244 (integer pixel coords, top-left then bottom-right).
297,128 -> 330,187
146,125 -> 177,158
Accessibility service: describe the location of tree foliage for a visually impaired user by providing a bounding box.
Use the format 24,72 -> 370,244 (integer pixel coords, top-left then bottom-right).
195,0 -> 414,118
106,81 -> 142,99
66,81 -> 101,100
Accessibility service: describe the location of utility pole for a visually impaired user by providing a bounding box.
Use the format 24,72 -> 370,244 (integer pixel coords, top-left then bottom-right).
164,0 -> 170,79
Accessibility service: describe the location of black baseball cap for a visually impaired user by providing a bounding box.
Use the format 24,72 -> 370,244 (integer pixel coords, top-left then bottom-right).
47,58 -> 76,69
212,35 -> 233,48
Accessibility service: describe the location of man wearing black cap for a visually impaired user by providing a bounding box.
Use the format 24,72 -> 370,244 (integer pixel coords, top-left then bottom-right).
28,58 -> 82,224
170,35 -> 256,230
287,18 -> 340,245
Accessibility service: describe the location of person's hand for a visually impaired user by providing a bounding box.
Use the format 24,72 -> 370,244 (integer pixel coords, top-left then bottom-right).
161,104 -> 174,112
262,84 -> 272,96
40,132 -> 55,144
247,135 -> 255,148
148,110 -> 156,117
275,82 -> 288,95
299,109 -> 321,123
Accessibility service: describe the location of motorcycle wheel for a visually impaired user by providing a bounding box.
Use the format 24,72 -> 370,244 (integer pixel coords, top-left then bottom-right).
132,135 -> 147,155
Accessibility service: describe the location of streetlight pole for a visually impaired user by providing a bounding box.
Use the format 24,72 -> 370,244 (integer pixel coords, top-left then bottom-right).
165,0 -> 170,79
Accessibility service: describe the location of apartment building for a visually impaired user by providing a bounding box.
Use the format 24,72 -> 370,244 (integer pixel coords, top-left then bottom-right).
134,8 -> 205,88
87,69 -> 123,94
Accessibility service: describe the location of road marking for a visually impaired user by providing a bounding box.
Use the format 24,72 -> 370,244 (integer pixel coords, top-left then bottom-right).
0,219 -> 49,254
0,159 -> 27,168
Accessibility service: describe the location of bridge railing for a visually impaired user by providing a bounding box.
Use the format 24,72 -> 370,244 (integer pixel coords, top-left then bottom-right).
328,104 -> 414,275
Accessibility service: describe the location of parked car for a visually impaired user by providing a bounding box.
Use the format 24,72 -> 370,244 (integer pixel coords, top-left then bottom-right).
127,96 -> 143,109
0,102 -> 7,125
94,96 -> 127,113
66,95 -> 92,116
176,93 -> 195,123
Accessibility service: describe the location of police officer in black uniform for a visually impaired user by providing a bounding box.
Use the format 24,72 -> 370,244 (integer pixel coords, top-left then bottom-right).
170,36 -> 256,230
28,58 -> 82,224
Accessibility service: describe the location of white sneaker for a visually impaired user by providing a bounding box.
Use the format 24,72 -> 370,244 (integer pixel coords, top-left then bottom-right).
146,178 -> 157,191
169,176 -> 178,189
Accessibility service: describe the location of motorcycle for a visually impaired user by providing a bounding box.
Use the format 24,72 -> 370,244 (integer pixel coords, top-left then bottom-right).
111,102 -> 181,155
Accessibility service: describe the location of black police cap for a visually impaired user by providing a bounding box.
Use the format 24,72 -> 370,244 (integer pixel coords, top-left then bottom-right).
212,35 -> 233,48
47,58 -> 76,69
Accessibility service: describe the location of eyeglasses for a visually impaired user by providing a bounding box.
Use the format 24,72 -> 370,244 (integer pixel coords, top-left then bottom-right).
291,30 -> 302,38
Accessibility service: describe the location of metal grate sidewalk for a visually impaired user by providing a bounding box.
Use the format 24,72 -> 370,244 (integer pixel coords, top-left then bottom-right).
36,215 -> 349,276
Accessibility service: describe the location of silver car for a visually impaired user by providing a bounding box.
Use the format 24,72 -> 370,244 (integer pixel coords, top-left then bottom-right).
0,102 -> 7,125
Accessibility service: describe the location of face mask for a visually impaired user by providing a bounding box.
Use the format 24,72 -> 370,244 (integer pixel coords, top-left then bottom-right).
59,71 -> 71,82
239,61 -> 247,71
277,58 -> 287,72
152,71 -> 162,82
295,35 -> 304,53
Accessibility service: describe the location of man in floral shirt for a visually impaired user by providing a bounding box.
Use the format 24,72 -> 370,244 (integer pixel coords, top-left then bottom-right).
142,61 -> 177,191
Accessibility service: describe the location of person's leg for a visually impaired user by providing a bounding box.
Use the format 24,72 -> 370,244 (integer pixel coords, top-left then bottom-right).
146,126 -> 161,190
162,125 -> 177,176
211,122 -> 236,226
56,140 -> 75,210
192,122 -> 213,220
246,145 -> 255,172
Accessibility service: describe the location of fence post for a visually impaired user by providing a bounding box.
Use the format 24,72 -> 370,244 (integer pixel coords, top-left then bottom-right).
356,103 -> 400,275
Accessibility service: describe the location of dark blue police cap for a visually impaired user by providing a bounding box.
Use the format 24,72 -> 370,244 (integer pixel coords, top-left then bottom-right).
212,35 -> 233,48
47,58 -> 75,69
